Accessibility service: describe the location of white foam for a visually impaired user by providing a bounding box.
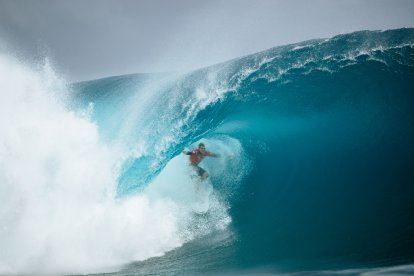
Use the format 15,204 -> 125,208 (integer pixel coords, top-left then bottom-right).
0,54 -> 232,275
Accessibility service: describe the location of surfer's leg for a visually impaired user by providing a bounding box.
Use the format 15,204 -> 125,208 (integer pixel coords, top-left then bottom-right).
201,171 -> 209,180
196,166 -> 209,180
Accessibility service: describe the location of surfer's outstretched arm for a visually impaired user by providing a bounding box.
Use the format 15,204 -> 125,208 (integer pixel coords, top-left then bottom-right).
206,151 -> 220,158
182,150 -> 192,155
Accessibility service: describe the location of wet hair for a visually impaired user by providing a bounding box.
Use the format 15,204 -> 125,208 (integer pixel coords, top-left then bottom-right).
198,143 -> 205,148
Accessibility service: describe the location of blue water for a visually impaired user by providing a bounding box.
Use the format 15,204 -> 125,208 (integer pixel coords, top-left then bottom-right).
70,29 -> 414,275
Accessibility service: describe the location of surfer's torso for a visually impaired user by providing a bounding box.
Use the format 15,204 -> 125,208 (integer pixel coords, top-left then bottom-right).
189,149 -> 214,165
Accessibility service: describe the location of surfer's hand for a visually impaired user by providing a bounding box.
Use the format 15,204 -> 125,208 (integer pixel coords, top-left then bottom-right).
182,150 -> 188,155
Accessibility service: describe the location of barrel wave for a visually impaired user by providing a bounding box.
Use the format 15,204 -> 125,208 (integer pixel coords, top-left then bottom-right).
1,28 -> 414,275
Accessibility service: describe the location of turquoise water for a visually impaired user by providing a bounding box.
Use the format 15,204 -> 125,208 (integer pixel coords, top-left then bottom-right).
69,29 -> 414,274
1,29 -> 413,275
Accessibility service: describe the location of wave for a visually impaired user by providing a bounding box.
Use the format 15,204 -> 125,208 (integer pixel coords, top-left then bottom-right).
1,28 -> 414,274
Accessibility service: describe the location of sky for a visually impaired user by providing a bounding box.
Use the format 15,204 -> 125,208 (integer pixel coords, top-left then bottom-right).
1,0 -> 414,81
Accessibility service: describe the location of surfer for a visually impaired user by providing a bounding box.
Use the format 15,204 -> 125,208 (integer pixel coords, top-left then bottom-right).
182,143 -> 220,180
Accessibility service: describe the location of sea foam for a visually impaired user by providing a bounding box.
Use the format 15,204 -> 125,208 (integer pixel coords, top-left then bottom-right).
0,54 -> 230,274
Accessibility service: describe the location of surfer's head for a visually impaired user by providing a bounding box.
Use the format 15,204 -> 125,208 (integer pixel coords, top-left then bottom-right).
198,143 -> 206,153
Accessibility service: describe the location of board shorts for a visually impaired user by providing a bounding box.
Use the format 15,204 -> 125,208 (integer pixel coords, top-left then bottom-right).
192,165 -> 206,177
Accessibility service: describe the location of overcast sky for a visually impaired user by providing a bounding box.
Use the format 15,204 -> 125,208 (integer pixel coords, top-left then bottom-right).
1,0 -> 414,81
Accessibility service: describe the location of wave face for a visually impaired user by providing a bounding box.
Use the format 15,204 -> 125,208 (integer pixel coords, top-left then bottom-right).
1,28 -> 414,274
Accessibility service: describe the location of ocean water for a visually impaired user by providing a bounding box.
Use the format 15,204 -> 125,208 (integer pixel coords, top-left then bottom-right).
1,28 -> 414,275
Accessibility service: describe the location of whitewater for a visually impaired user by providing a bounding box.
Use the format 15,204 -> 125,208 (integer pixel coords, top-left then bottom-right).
1,28 -> 414,275
0,54 -> 239,274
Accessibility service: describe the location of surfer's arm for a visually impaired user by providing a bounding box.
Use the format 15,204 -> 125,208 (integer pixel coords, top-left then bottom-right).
207,152 -> 220,158
182,150 -> 193,155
